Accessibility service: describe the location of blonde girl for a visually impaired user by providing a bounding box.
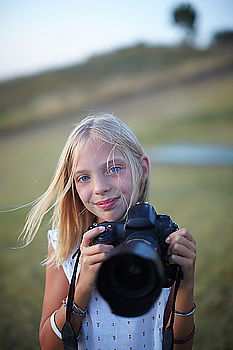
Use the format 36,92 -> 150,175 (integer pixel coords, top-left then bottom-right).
22,114 -> 196,349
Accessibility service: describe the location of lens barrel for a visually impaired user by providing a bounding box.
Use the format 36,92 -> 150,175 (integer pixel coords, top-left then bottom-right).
96,237 -> 164,317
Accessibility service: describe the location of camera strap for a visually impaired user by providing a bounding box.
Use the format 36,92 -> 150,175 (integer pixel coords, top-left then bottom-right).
62,248 -> 181,350
162,267 -> 182,350
62,248 -> 81,350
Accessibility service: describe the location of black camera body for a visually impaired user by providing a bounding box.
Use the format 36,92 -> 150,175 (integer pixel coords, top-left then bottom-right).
91,203 -> 179,317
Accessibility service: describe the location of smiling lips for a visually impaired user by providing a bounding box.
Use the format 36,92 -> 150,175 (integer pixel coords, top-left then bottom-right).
95,198 -> 119,210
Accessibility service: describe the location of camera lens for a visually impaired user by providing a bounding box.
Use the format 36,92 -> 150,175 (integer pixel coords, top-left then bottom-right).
94,204 -> 178,317
96,239 -> 164,316
115,255 -> 148,290
113,254 -> 154,295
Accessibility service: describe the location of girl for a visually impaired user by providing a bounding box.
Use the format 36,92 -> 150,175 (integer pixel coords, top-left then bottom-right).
22,114 -> 196,350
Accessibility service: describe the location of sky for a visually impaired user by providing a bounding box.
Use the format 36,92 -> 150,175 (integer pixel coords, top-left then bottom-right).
0,0 -> 233,81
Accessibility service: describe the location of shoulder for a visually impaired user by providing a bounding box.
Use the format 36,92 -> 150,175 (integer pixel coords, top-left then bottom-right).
47,228 -> 80,283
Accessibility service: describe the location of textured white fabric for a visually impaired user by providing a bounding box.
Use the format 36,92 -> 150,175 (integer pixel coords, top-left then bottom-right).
48,229 -> 170,350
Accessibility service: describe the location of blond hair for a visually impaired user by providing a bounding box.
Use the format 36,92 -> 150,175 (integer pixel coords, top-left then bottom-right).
21,114 -> 150,265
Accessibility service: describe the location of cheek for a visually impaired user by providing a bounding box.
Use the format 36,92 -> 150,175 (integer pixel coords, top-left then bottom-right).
75,183 -> 87,204
118,171 -> 133,193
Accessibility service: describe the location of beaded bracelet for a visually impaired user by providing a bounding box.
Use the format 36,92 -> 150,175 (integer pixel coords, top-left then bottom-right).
175,303 -> 196,317
62,298 -> 87,317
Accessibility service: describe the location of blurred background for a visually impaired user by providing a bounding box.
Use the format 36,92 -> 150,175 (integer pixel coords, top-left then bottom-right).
0,1 -> 233,349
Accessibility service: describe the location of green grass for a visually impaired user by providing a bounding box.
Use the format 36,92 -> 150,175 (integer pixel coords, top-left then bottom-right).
1,44 -> 233,349
123,72 -> 233,145
150,165 -> 233,350
1,152 -> 233,349
1,44 -> 232,133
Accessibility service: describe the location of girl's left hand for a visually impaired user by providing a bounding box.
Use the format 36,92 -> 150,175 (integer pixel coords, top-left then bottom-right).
166,228 -> 196,288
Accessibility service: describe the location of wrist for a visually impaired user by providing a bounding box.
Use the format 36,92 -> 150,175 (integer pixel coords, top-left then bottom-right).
179,276 -> 195,291
175,303 -> 196,316
74,281 -> 92,309
175,282 -> 195,315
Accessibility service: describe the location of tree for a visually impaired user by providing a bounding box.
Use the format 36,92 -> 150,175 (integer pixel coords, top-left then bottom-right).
212,30 -> 233,47
172,3 -> 197,46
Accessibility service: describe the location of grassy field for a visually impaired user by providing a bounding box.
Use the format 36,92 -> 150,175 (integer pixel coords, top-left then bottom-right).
0,44 -> 233,349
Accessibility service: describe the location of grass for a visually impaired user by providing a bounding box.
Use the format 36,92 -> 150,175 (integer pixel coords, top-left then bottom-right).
1,45 -> 232,133
121,72 -> 233,146
0,44 -> 233,349
1,156 -> 232,349
150,165 -> 233,350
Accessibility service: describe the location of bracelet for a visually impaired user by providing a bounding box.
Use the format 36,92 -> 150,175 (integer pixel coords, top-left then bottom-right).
73,301 -> 87,314
50,310 -> 62,339
175,303 -> 196,316
174,325 -> 195,344
50,309 -> 81,341
62,298 -> 87,317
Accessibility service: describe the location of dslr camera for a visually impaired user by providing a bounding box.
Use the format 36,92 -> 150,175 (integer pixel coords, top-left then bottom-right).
91,203 -> 179,317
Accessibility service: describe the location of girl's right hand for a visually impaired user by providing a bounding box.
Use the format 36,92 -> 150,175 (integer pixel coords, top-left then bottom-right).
77,226 -> 114,293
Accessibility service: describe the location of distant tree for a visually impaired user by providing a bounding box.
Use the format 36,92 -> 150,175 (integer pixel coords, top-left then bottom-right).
172,3 -> 197,46
212,30 -> 233,47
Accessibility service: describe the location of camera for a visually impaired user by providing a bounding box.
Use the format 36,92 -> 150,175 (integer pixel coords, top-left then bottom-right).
91,203 -> 179,317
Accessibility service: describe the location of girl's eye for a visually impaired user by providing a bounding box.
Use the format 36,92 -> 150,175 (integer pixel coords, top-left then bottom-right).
77,175 -> 90,183
108,166 -> 122,174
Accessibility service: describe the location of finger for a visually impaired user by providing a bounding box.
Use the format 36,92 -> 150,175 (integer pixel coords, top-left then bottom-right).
78,261 -> 103,282
168,235 -> 196,255
166,228 -> 196,245
82,244 -> 114,256
81,251 -> 112,266
168,242 -> 196,260
81,226 -> 106,248
169,254 -> 195,270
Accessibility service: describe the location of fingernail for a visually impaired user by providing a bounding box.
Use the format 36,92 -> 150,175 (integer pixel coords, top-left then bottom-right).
98,226 -> 106,232
166,236 -> 171,243
169,255 -> 174,263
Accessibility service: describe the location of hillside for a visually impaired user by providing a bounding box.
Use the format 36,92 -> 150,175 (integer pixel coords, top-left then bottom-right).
1,44 -> 233,136
1,43 -> 233,350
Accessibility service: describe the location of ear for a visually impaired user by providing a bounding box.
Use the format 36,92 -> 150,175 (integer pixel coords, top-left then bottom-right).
140,155 -> 150,180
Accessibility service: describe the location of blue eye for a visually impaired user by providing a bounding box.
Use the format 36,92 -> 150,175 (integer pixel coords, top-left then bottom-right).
108,166 -> 121,174
78,175 -> 90,182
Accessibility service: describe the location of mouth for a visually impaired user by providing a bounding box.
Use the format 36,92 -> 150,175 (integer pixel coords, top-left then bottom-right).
95,198 -> 119,210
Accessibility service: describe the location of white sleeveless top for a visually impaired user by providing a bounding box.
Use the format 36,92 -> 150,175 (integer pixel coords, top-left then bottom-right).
48,229 -> 170,350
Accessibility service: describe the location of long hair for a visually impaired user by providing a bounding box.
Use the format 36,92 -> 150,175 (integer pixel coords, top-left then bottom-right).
20,114 -> 150,265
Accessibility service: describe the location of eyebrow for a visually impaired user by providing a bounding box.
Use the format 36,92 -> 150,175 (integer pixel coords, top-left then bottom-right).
75,157 -> 126,175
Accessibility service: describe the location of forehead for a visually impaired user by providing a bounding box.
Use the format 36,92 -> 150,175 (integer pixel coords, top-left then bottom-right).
75,138 -> 126,167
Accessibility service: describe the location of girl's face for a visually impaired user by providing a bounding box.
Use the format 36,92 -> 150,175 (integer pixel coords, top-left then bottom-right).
75,139 -> 133,223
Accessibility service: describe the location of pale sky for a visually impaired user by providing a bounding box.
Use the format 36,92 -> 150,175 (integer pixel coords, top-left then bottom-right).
0,0 -> 233,81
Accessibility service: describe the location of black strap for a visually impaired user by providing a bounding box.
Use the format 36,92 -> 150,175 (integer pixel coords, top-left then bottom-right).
63,250 -> 181,350
162,267 -> 182,350
66,249 -> 81,322
62,249 -> 81,349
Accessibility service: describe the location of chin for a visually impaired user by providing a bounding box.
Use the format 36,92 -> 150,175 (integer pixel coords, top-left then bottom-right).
98,210 -> 126,223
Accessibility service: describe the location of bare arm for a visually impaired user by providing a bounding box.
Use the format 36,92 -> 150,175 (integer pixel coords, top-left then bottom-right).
165,228 -> 196,350
39,245 -> 77,350
39,226 -> 113,350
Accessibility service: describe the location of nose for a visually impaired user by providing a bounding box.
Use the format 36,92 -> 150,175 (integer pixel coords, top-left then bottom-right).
94,175 -> 111,195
